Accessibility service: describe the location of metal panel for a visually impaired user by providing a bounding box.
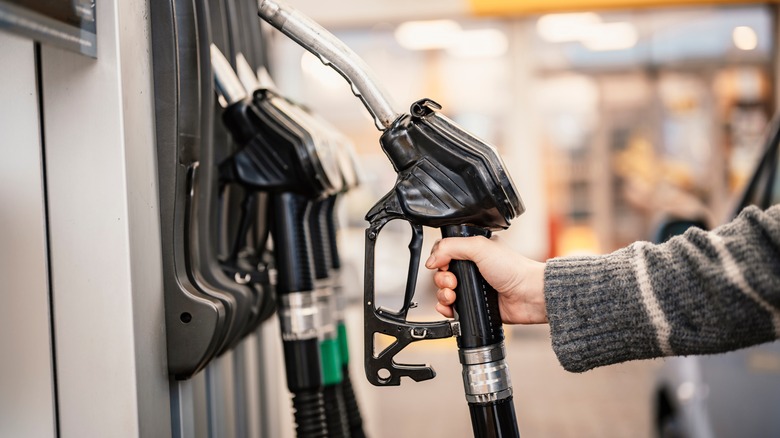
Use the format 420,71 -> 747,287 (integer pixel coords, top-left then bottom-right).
235,333 -> 263,438
258,316 -> 295,438
206,355 -> 238,438
0,33 -> 57,438
39,0 -> 170,435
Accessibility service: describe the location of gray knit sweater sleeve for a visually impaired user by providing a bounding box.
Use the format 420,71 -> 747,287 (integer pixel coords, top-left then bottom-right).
544,205 -> 780,373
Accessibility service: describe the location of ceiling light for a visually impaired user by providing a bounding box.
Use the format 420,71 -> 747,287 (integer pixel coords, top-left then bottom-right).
733,26 -> 758,51
581,22 -> 638,52
536,12 -> 601,43
394,20 -> 462,51
448,29 -> 508,58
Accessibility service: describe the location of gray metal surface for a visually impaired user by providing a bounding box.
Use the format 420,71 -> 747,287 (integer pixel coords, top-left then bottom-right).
0,33 -> 57,438
206,356 -> 238,438
239,332 -> 264,438
258,316 -> 296,438
39,0 -> 171,435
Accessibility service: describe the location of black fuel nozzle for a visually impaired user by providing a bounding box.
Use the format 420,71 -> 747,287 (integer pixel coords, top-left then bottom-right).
364,100 -> 523,438
364,98 -> 523,374
258,2 -> 524,435
209,47 -> 277,339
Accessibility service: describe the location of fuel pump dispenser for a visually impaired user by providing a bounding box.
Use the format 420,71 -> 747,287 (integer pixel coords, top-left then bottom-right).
257,2 -> 525,436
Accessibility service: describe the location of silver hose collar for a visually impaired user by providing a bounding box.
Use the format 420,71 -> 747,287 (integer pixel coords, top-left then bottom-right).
460,342 -> 513,403
314,283 -> 337,339
279,291 -> 319,341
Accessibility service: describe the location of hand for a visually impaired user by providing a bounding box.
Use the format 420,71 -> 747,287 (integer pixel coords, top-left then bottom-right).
425,236 -> 548,325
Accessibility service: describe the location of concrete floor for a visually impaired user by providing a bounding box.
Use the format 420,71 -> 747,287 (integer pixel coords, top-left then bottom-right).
350,320 -> 662,438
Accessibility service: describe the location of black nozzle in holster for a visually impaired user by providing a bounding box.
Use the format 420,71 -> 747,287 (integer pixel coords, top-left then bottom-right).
219,93 -> 335,437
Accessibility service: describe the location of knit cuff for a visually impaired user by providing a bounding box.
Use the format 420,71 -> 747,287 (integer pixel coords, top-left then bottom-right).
544,245 -> 663,372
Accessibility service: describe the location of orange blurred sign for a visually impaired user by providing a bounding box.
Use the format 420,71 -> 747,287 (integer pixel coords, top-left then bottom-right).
469,0 -> 773,15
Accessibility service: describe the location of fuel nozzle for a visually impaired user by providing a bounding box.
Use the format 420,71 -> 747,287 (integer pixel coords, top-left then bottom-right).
257,2 -> 525,436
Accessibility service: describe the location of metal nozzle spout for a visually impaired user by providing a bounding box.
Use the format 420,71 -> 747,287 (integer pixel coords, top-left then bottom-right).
257,0 -> 400,130
235,53 -> 262,94
210,44 -> 247,106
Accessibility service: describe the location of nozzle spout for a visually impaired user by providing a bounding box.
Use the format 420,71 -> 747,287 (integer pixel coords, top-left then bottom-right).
235,53 -> 263,94
257,0 -> 400,130
210,44 -> 247,106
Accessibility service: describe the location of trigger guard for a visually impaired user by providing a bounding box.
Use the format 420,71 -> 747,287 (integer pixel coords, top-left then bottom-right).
363,209 -> 457,386
364,195 -> 453,386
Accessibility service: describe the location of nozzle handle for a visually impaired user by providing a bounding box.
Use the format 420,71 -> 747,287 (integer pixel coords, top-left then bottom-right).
271,192 -> 315,294
440,225 -> 504,349
324,195 -> 341,270
257,0 -> 400,130
308,197 -> 332,280
441,225 -> 519,438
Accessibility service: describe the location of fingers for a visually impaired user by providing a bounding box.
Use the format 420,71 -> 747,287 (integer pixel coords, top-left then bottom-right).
435,302 -> 454,318
436,287 -> 456,306
433,270 -> 456,289
434,272 -> 456,318
425,236 -> 490,270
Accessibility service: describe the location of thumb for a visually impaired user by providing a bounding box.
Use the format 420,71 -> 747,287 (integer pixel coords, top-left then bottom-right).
425,236 -> 490,269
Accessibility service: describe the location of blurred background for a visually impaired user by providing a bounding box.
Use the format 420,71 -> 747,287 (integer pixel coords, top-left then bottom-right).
262,1 -> 779,437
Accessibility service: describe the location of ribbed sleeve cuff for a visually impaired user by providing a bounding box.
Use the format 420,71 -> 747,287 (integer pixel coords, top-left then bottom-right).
544,245 -> 663,372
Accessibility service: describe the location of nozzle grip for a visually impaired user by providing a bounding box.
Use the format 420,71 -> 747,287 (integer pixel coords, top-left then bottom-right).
308,197 -> 331,280
441,225 -> 504,349
324,195 -> 341,270
271,192 -> 315,294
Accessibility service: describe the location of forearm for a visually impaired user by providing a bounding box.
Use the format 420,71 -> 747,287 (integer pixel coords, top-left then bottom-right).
544,205 -> 780,372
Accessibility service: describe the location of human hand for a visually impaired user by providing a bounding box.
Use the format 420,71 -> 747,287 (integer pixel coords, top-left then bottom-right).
425,236 -> 548,325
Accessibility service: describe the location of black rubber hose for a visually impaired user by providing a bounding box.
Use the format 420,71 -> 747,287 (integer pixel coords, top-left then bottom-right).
469,397 -> 520,438
324,384 -> 350,438
341,366 -> 366,438
291,389 -> 328,438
